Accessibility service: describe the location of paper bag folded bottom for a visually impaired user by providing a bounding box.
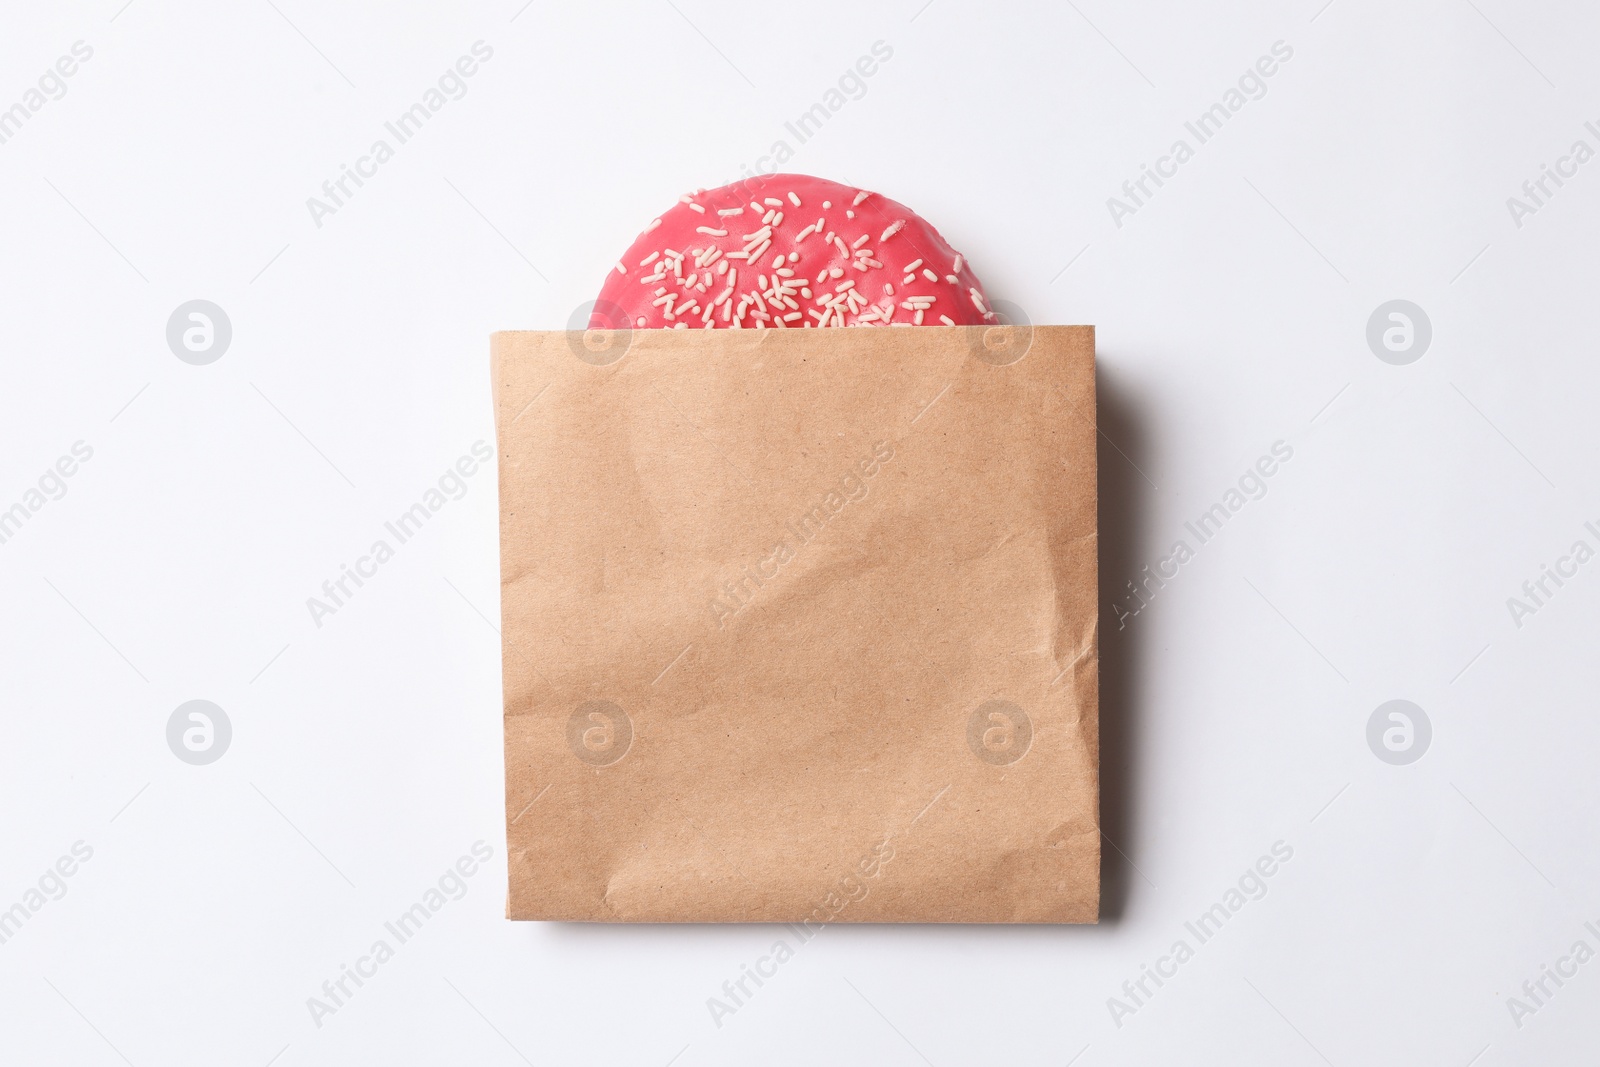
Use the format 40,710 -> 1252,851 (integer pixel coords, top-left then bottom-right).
494,325 -> 1098,922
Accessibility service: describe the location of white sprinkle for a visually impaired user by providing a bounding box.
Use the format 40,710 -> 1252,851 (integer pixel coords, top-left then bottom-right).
718,207 -> 745,216
853,190 -> 870,206
797,223 -> 817,240
689,203 -> 705,213
750,201 -> 762,212
716,260 -> 728,275
828,268 -> 843,279
787,191 -> 801,206
726,251 -> 749,259
644,218 -> 662,233
833,236 -> 849,258
852,234 -> 870,249
800,287 -> 811,297
772,254 -> 785,268
880,220 -> 905,242
775,267 -> 794,277
945,274 -> 959,283
771,211 -> 784,227
914,310 -> 924,325
697,226 -> 728,236
835,280 -> 855,292
924,269 -> 938,282
674,322 -> 688,329
940,315 -> 955,326
788,252 -> 798,262
905,259 -> 923,272
679,195 -> 692,204
970,288 -> 988,313
615,262 -> 626,274
822,200 -> 832,208
765,197 -> 783,206
641,272 -> 666,283
884,283 -> 894,295
903,275 -> 915,285
640,251 -> 660,266
636,317 -> 646,327
846,210 -> 854,219
953,255 -> 963,272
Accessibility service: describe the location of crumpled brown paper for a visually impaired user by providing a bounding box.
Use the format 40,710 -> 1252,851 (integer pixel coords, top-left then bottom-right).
492,324 -> 1098,922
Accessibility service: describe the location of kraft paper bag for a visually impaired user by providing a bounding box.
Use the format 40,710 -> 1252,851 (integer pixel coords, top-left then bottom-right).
493,324 -> 1098,922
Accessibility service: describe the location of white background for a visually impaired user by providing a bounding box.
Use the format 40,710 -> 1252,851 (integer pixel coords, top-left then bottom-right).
2,0 -> 1597,1063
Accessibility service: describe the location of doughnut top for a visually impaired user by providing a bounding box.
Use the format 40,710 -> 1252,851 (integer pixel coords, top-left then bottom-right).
592,173 -> 994,330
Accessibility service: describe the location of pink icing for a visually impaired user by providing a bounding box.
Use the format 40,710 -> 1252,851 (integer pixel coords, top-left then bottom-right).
593,173 -> 993,330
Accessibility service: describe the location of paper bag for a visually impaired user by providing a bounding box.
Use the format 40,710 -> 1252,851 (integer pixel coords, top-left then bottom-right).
493,324 -> 1098,922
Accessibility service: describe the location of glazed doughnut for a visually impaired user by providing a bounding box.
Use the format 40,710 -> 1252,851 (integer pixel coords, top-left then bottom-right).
592,174 -> 993,330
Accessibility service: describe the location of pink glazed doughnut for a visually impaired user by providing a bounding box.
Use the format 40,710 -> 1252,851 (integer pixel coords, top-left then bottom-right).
593,174 -> 994,330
